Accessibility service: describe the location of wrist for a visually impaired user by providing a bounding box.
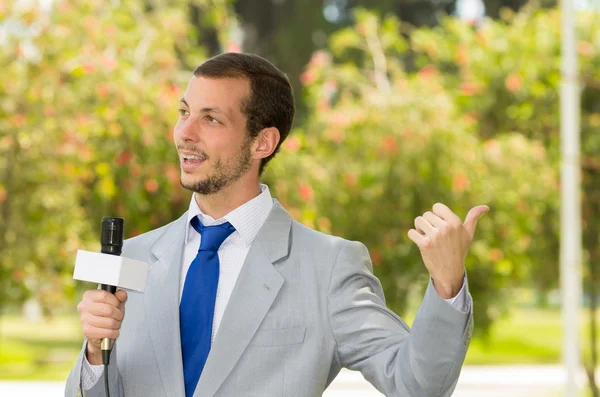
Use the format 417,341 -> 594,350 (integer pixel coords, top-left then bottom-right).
432,273 -> 464,299
433,282 -> 460,299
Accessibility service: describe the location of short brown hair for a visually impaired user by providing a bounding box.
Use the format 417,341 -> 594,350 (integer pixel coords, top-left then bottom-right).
194,53 -> 295,174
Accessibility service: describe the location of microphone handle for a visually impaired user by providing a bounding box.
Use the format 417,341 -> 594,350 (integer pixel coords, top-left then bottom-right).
100,283 -> 117,364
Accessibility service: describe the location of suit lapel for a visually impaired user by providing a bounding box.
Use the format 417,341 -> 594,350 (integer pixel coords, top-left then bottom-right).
194,201 -> 292,397
146,214 -> 187,397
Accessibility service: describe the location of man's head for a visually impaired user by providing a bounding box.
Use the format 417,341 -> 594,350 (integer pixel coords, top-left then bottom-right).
174,53 -> 295,195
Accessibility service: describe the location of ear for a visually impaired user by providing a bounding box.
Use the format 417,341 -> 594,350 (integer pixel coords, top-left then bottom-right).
252,127 -> 280,160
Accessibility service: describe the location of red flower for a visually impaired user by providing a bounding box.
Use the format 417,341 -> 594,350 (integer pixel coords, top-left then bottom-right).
300,70 -> 317,86
299,184 -> 313,201
116,151 -> 133,166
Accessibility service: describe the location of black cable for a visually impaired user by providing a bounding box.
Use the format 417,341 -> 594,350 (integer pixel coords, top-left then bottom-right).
104,363 -> 110,397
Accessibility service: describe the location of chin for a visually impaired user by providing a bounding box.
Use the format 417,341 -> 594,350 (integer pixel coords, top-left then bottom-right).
180,173 -> 200,188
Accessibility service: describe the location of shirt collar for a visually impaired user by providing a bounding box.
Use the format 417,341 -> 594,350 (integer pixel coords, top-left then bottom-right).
185,184 -> 274,247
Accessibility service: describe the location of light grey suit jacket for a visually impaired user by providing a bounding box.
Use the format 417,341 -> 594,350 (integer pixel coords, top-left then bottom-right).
65,200 -> 473,397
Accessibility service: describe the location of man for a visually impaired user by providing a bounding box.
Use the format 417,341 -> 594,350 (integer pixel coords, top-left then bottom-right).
66,52 -> 487,397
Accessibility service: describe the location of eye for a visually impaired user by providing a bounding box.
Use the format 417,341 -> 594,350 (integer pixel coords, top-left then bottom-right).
178,109 -> 189,117
204,116 -> 220,125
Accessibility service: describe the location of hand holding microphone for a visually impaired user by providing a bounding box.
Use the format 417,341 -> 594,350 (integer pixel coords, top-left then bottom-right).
73,217 -> 149,366
77,289 -> 128,365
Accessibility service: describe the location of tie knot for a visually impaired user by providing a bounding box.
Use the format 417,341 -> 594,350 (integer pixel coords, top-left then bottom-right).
191,217 -> 235,252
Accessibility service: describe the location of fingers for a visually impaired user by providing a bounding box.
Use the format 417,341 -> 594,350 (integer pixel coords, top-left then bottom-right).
80,301 -> 125,321
82,289 -> 123,307
415,216 -> 436,236
408,204 -> 461,248
407,228 -> 427,246
422,211 -> 446,229
82,324 -> 121,341
78,289 -> 126,342
115,289 -> 128,304
432,203 -> 462,227
81,311 -> 123,330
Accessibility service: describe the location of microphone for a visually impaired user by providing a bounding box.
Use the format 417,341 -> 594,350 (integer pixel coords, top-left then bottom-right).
99,217 -> 124,365
73,218 -> 149,397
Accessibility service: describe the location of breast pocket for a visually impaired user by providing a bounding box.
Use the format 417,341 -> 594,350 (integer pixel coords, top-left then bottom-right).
248,326 -> 306,347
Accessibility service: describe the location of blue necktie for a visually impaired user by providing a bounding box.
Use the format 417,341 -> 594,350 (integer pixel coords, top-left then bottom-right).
180,217 -> 235,397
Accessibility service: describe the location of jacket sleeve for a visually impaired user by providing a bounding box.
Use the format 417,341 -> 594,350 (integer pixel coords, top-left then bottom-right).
64,341 -> 124,397
327,240 -> 473,397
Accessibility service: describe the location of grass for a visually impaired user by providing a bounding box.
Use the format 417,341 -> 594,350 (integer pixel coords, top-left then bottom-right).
465,308 -> 600,365
0,308 -> 598,380
0,315 -> 82,380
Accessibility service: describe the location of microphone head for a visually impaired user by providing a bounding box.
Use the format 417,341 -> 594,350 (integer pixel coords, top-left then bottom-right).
101,217 -> 124,255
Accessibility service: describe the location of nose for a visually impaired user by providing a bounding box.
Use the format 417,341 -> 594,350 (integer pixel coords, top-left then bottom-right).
177,116 -> 200,143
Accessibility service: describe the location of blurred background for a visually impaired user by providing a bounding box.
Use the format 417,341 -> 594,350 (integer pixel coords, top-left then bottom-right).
0,0 -> 599,395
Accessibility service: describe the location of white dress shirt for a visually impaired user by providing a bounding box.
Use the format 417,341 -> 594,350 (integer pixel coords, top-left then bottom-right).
81,184 -> 467,388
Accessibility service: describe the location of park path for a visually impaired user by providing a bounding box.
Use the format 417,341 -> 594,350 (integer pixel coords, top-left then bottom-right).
0,365 -> 596,396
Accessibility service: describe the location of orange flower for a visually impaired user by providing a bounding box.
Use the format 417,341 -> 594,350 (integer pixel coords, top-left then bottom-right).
460,81 -> 480,96
456,44 -> 469,66
343,172 -> 357,187
418,64 -> 438,80
505,73 -> 522,93
488,248 -> 504,261
317,217 -> 331,231
300,69 -> 317,86
97,83 -> 110,99
83,62 -> 95,74
578,41 -> 594,57
299,184 -> 313,201
452,174 -> 469,192
381,135 -> 398,154
145,178 -> 159,193
164,164 -> 180,184
101,56 -> 118,71
284,137 -> 301,152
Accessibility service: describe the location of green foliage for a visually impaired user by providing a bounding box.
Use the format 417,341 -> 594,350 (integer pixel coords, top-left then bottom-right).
411,7 -> 600,295
265,9 -> 560,334
0,0 -> 225,311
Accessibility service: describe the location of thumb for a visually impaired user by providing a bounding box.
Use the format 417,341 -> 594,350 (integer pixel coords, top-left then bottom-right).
464,205 -> 489,237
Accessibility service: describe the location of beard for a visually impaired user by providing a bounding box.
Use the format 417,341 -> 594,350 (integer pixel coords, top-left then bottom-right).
180,140 -> 253,195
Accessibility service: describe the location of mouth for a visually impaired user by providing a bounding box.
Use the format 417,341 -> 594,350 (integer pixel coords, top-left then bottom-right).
179,152 -> 207,171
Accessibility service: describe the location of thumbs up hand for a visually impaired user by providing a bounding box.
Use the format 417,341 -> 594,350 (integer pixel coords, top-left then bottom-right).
407,203 -> 489,299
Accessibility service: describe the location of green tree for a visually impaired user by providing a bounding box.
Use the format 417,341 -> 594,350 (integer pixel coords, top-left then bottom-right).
0,0 -> 228,314
404,7 -> 600,393
264,9 -> 558,334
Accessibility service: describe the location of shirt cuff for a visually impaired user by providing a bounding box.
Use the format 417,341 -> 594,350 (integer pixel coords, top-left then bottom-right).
81,350 -> 105,390
441,277 -> 469,312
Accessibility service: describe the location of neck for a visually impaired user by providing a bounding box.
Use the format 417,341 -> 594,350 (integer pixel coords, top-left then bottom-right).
193,180 -> 262,220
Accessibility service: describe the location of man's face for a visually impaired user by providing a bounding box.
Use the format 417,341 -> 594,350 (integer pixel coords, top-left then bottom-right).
174,76 -> 254,195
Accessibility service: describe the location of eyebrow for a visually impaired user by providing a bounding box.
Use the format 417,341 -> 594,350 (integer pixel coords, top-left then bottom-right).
179,97 -> 229,118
